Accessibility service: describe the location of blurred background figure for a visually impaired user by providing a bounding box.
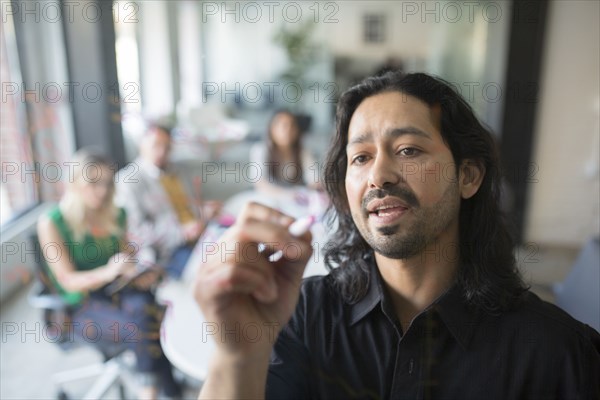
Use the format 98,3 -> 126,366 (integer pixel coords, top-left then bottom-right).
36,149 -> 181,399
116,123 -> 221,279
250,109 -> 321,196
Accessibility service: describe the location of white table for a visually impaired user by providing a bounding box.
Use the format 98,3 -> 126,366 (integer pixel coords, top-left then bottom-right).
157,189 -> 331,380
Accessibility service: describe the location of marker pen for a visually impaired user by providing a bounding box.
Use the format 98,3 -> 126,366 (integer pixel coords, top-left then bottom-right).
267,215 -> 316,262
288,215 -> 316,237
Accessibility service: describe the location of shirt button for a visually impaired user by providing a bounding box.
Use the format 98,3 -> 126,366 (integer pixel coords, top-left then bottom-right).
408,358 -> 414,375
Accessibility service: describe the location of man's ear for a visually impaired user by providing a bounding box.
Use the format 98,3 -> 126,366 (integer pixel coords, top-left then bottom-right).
459,159 -> 485,199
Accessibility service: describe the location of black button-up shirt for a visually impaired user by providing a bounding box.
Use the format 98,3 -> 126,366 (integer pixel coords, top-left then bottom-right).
266,265 -> 600,399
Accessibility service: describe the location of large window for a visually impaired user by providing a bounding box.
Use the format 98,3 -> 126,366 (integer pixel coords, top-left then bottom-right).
1,0 -> 76,227
114,0 -> 143,161
0,11 -> 37,225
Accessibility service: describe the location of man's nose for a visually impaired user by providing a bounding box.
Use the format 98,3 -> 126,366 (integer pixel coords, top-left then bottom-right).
368,152 -> 401,189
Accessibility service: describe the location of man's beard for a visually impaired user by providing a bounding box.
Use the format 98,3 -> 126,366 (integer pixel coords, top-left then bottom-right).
354,182 -> 460,260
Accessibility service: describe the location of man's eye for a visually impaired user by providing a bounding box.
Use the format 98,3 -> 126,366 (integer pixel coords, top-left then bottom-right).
351,155 -> 369,165
399,148 -> 419,157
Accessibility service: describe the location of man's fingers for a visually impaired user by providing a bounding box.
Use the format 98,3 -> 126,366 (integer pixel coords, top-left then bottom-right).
201,262 -> 278,303
238,202 -> 294,227
217,250 -> 277,296
197,203 -> 313,309
228,219 -> 297,254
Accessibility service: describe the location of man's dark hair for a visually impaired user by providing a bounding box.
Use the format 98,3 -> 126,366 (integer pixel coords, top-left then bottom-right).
323,71 -> 528,314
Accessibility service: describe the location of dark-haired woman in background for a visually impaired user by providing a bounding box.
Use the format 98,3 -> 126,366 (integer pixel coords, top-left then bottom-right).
250,110 -> 320,196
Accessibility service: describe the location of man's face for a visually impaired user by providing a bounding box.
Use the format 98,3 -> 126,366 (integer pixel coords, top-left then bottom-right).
344,91 -> 462,260
141,127 -> 172,169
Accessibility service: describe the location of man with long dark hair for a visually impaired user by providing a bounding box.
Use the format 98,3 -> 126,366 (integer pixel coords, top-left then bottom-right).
195,72 -> 600,399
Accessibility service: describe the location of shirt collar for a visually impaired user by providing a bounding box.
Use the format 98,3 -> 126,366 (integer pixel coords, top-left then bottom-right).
348,255 -> 480,350
349,254 -> 383,326
429,284 -> 481,350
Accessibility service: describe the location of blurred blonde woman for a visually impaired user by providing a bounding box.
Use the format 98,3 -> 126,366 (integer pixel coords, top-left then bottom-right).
37,149 -> 181,399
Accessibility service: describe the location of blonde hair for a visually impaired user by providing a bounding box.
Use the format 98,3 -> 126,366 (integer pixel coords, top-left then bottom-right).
59,149 -> 122,241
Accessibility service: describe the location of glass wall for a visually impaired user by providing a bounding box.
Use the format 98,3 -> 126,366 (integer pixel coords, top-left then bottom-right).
114,0 -> 511,163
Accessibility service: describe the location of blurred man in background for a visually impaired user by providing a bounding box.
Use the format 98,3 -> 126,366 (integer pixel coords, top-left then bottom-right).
116,123 -> 220,279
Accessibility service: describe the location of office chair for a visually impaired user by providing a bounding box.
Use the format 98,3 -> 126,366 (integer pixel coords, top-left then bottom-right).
27,234 -> 131,400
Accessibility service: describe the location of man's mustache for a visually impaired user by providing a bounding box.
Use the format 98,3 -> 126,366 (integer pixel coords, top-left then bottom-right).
361,187 -> 419,211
